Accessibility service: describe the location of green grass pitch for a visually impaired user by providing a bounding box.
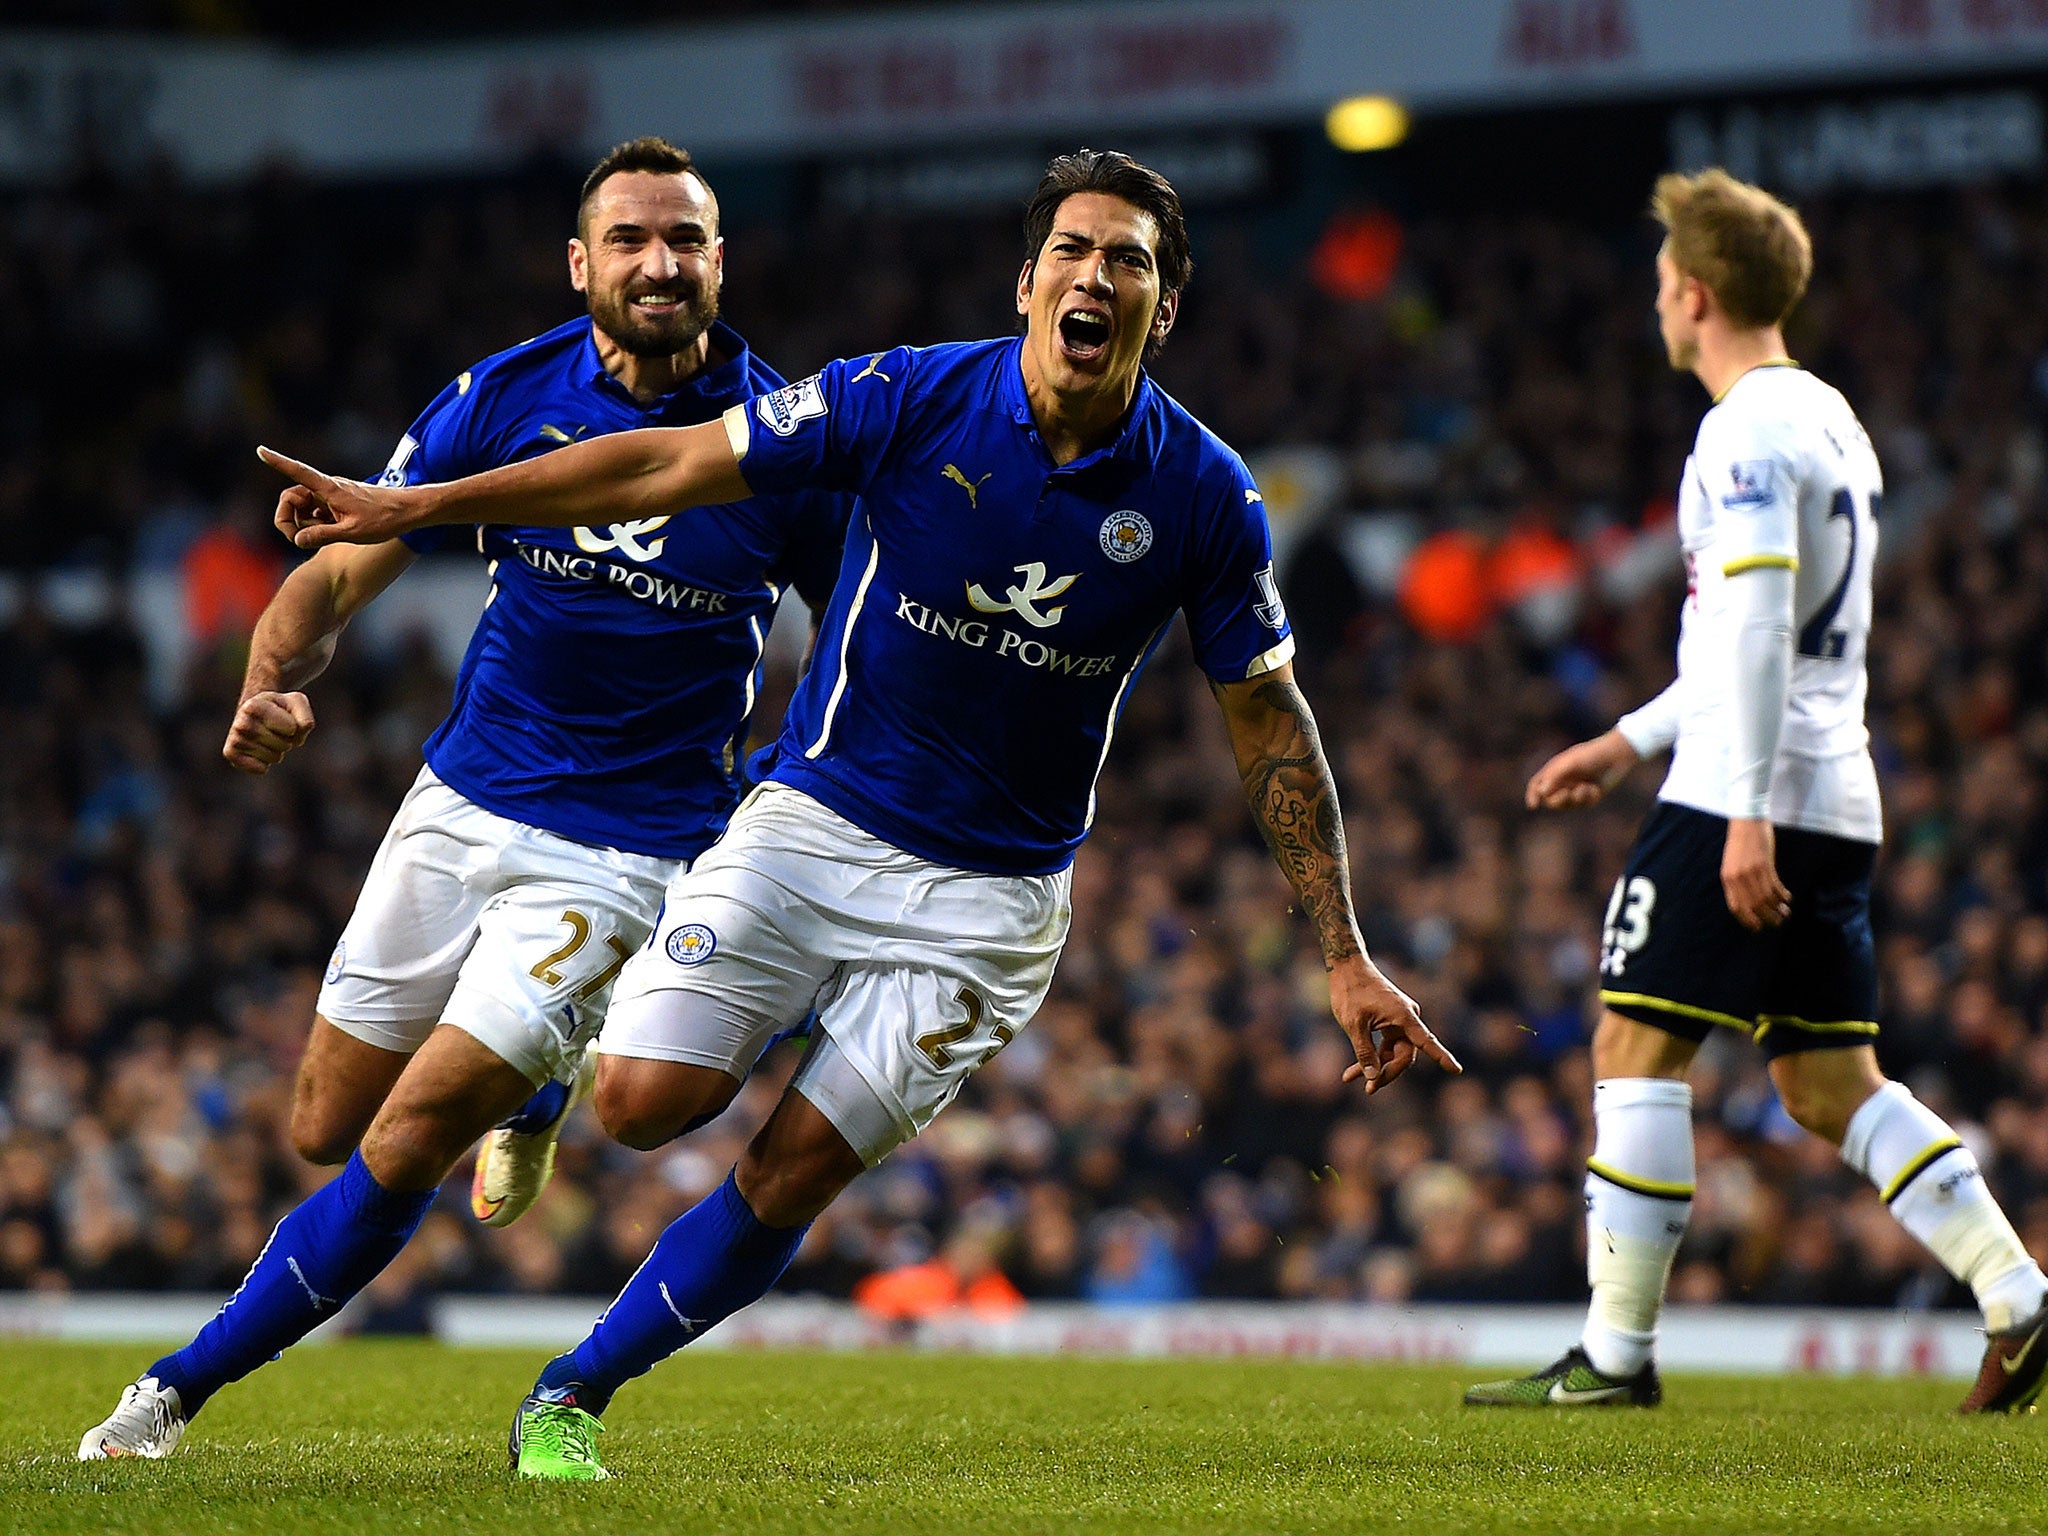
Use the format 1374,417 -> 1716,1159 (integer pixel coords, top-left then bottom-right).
7,1341 -> 2044,1534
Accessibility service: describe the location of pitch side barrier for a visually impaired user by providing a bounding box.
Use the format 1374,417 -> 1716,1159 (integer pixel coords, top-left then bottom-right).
0,1296 -> 1984,1377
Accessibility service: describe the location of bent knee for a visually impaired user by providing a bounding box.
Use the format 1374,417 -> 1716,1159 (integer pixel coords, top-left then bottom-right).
289,1109 -> 361,1166
594,1058 -> 740,1150
1769,1049 -> 1883,1146
1774,1081 -> 1849,1142
1771,1075 -> 1869,1145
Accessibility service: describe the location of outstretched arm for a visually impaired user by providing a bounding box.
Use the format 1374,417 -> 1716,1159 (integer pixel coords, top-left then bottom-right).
224,539 -> 416,773
262,416 -> 749,550
1211,663 -> 1460,1093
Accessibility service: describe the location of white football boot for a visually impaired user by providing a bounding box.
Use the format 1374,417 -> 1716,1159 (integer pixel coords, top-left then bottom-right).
78,1375 -> 187,1460
471,1050 -> 595,1228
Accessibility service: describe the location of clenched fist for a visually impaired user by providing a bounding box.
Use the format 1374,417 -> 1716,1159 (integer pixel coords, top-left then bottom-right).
224,691 -> 316,774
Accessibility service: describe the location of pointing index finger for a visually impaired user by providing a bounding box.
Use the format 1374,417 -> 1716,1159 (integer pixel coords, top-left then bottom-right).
257,445 -> 331,490
1420,1031 -> 1463,1074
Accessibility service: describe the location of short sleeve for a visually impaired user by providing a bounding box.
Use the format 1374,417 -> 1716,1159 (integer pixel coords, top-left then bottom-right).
383,372 -> 488,554
725,349 -> 910,500
1183,458 -> 1295,683
1694,409 -> 1800,577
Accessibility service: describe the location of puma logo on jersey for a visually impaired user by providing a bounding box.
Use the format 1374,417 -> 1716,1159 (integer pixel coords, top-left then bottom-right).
539,423 -> 589,445
943,464 -> 994,508
967,562 -> 1079,628
852,354 -> 893,383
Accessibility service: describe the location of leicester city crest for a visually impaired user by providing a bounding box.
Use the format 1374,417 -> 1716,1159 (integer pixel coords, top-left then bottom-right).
1100,510 -> 1153,564
325,942 -> 347,985
666,923 -> 718,967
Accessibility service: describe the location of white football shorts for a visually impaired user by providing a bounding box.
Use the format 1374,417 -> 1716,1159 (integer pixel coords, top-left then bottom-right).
318,766 -> 678,1086
599,782 -> 1071,1165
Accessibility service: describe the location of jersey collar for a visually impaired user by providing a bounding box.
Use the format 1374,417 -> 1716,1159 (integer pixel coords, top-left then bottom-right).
998,335 -> 1163,476
1711,356 -> 1800,404
579,318 -> 758,413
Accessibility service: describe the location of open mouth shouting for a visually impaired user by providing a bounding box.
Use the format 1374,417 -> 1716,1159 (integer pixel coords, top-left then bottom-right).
1056,305 -> 1113,366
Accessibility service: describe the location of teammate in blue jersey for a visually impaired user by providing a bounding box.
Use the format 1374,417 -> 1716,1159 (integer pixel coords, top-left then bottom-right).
264,148 -> 1460,1480
77,138 -> 846,1462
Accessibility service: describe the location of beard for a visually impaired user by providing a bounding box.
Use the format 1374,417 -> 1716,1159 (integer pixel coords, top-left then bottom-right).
588,280 -> 720,359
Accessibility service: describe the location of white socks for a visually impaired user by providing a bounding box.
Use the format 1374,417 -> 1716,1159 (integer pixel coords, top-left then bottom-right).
1841,1081 -> 2048,1333
1581,1078 -> 1695,1378
1574,1075 -> 2048,1376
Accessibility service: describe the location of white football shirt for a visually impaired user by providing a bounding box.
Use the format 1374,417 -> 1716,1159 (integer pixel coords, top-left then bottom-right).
1632,364 -> 1884,844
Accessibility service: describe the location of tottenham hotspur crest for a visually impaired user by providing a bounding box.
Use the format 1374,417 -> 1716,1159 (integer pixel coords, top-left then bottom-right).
1100,510 -> 1153,564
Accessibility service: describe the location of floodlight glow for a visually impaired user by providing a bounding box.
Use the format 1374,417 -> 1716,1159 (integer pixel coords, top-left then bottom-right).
1326,96 -> 1409,153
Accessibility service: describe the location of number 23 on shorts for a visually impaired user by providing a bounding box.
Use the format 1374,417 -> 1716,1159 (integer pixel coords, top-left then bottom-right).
1601,876 -> 1656,978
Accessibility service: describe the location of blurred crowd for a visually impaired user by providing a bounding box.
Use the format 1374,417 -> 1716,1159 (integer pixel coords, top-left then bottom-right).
2,154 -> 2047,1321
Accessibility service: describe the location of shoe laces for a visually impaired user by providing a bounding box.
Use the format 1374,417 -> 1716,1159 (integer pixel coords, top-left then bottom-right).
116,1381 -> 177,1444
527,1403 -> 603,1465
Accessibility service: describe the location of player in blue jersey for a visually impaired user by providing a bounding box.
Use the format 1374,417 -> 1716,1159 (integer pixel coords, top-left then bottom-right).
77,138 -> 846,1462
263,148 -> 1460,1480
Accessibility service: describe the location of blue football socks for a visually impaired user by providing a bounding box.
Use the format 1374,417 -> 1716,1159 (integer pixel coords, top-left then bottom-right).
501,1077 -> 571,1136
536,1171 -> 807,1415
150,1151 -> 436,1416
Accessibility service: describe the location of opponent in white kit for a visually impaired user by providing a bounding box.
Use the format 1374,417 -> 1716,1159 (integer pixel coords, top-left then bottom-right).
1466,169 -> 2048,1413
77,138 -> 845,1460
262,147 -> 1461,1478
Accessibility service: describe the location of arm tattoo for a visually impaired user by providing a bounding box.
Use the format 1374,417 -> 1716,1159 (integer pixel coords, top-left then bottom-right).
1232,677 -> 1362,967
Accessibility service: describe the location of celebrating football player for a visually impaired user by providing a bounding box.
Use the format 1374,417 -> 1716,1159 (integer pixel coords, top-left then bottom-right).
259,147 -> 1459,1479
79,137 -> 847,1462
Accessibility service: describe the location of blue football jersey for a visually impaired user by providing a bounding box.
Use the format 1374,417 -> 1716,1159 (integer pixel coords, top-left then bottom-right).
728,338 -> 1293,876
384,317 -> 848,860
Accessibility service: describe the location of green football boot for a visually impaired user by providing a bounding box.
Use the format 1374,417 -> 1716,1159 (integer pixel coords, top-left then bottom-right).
1463,1345 -> 1662,1407
509,1391 -> 611,1480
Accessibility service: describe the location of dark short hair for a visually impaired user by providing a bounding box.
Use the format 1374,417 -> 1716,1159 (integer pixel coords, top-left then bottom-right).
1022,148 -> 1193,298
577,136 -> 707,238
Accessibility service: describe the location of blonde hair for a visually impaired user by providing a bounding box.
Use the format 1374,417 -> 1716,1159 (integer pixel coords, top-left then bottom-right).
1651,168 -> 1812,329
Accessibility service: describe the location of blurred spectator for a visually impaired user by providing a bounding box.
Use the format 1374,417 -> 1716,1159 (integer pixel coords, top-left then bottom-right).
853,1225 -> 1025,1321
181,505 -> 283,648
1086,1210 -> 1195,1306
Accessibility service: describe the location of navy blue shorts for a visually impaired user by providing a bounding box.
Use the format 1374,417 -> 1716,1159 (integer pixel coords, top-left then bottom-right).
1595,801 -> 1879,1059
